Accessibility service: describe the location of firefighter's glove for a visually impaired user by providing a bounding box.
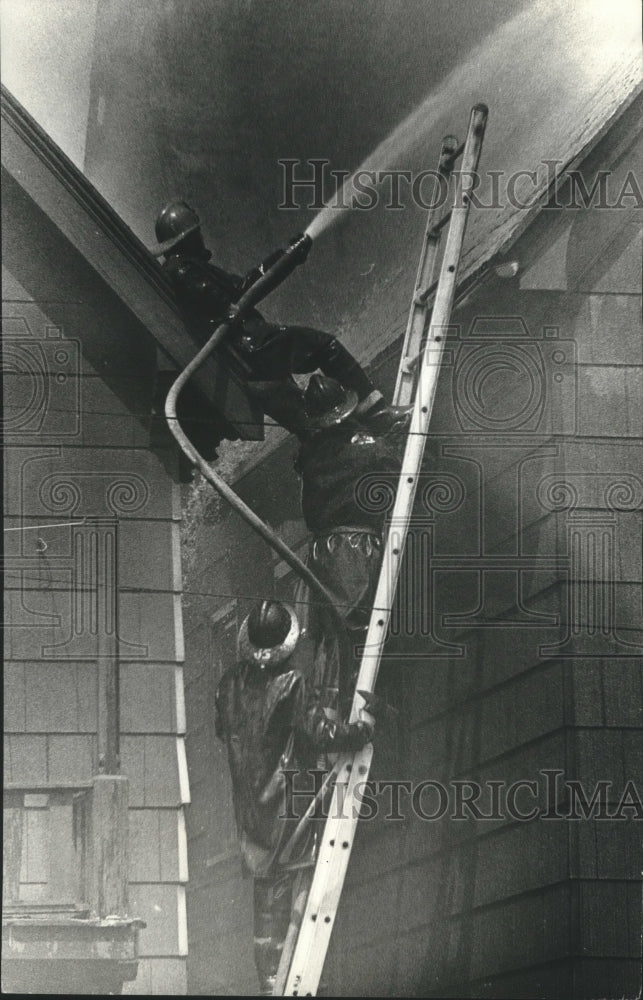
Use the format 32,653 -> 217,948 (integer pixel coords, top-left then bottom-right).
365,404 -> 412,436
344,719 -> 374,750
226,303 -> 242,325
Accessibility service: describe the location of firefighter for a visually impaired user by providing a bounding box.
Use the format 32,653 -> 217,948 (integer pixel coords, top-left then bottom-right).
215,599 -> 372,995
296,374 -> 404,626
150,199 -> 409,439
291,375 -> 406,712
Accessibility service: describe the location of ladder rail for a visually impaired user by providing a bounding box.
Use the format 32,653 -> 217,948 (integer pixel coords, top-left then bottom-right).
279,103 -> 489,997
272,867 -> 315,996
393,134 -> 459,407
272,132 -> 458,997
350,102 -> 488,709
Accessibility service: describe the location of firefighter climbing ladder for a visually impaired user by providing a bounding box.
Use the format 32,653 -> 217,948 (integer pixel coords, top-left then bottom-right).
275,103 -> 489,997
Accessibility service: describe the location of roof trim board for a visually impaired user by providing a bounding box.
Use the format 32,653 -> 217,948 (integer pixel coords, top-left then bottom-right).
1,85 -> 256,434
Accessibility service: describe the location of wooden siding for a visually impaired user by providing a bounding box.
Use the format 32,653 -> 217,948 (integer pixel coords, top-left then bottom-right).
2,161 -> 188,993
1,85 -> 260,440
181,603 -> 258,995
223,69 -> 643,487
181,111 -> 642,996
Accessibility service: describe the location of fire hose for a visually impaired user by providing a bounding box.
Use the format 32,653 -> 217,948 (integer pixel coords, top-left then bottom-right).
164,232 -> 345,628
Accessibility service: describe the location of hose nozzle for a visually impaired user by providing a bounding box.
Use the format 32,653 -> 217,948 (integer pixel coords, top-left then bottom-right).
243,232 -> 313,305
288,231 -> 313,264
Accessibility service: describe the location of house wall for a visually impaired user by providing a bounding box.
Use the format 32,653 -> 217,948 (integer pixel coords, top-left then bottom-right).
77,0 -> 641,498
2,171 -> 190,993
179,116 -> 642,996
181,503 -> 282,995
325,296 -> 641,998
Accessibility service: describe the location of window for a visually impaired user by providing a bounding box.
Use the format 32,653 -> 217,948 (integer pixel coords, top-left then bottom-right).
3,787 -> 90,915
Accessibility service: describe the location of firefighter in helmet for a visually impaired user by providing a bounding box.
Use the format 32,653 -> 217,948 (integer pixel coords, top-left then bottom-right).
291,375 -> 405,708
151,199 -> 409,439
215,599 -> 372,994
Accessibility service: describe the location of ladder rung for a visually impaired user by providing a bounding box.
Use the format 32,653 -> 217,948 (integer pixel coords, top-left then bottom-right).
400,351 -> 420,374
414,277 -> 438,305
426,210 -> 452,242
443,140 -> 466,168
429,211 -> 452,236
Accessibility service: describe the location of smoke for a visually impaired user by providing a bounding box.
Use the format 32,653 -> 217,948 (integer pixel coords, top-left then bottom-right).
305,0 -> 641,241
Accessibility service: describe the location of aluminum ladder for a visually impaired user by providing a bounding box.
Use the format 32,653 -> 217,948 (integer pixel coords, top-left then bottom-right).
275,102 -> 489,997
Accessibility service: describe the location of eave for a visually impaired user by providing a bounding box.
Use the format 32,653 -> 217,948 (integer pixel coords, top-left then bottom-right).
1,84 -> 254,436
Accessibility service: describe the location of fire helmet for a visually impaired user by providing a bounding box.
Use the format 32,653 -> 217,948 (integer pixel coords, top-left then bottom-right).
303,374 -> 358,430
150,200 -> 201,257
238,601 -> 300,667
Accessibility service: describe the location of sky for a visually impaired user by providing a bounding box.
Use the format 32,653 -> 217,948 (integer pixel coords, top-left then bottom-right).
1,0 -> 98,168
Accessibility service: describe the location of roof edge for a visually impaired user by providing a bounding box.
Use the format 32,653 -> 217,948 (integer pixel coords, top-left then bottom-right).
1,84 -> 260,438
1,84 -> 175,306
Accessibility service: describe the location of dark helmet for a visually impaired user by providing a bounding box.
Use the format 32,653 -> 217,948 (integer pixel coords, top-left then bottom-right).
303,374 -> 358,431
149,200 -> 201,257
238,600 -> 300,667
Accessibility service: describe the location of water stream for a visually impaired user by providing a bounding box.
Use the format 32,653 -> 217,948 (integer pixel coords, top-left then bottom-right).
304,0 -> 638,241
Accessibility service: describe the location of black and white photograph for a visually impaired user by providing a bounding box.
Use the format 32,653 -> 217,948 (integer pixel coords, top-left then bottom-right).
2,0 -> 642,995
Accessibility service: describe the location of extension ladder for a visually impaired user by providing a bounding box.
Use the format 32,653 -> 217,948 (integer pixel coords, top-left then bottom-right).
274,103 -> 489,997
